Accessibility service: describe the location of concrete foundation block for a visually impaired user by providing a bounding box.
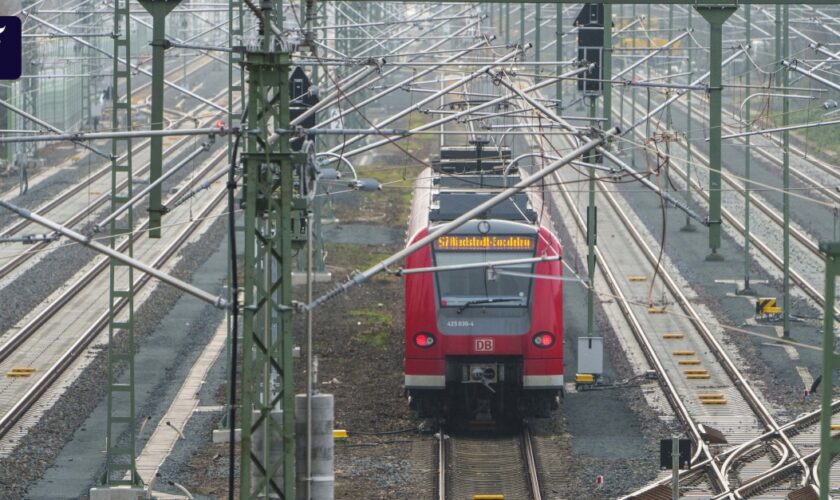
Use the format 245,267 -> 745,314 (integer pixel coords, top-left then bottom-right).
212,427 -> 241,443
295,393 -> 335,500
89,486 -> 150,500
292,272 -> 332,286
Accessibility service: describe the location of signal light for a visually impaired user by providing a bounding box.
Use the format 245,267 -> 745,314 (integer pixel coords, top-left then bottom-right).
414,332 -> 435,348
533,332 -> 555,348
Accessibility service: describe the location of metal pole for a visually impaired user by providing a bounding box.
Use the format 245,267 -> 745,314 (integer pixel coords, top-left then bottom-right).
696,4 -> 737,261
602,4 -> 612,130
94,141 -> 211,232
0,98 -> 109,159
240,49 -> 298,500
720,119 -> 840,139
506,2 -> 510,47
672,437 -> 679,500
0,127 -> 226,144
645,4 -> 651,143
0,199 -> 227,308
630,3 -> 636,169
555,2 -> 562,107
818,241 -> 840,499
311,30 -> 489,129
306,199 -> 314,500
738,5 -> 755,295
323,46 -> 526,155
681,5 -> 696,234
498,3 -> 503,40
782,4 -> 791,338
137,0 -> 182,240
103,0 -> 139,487
28,14 -> 227,114
587,95 -> 597,337
330,68 -> 583,160
535,3 -> 541,81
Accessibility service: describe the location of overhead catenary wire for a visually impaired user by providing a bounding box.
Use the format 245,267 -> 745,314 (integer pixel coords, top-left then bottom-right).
308,128 -> 618,309
0,200 -> 229,308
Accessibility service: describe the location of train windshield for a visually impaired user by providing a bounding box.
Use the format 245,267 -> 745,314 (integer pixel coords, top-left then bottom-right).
434,250 -> 533,308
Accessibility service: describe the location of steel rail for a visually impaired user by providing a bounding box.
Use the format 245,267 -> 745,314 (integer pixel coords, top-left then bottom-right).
27,14 -> 228,113
546,159 -> 723,493
699,93 -> 840,205
590,139 -> 812,489
0,184 -> 228,441
438,425 -> 542,500
93,141 -> 212,232
0,49 -> 221,203
0,149 -> 228,367
437,429 -> 446,500
518,82 -> 801,493
0,99 -> 109,160
670,154 -> 840,319
610,29 -> 840,231
0,90 -> 238,281
0,50 -> 213,206
615,84 -> 840,317
522,426 -> 543,500
509,90 -> 724,488
594,155 -> 812,493
631,398 -> 840,495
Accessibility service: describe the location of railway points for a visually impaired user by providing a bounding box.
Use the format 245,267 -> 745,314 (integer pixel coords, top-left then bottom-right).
0,0 -> 840,499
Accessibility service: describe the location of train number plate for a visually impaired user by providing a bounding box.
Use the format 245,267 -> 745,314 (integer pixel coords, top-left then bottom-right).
474,339 -> 494,352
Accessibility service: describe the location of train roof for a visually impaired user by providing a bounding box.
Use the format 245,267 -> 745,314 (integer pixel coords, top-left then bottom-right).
430,191 -> 537,223
431,145 -> 512,175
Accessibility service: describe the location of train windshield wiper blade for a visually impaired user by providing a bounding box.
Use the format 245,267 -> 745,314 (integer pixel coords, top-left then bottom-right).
456,297 -> 522,314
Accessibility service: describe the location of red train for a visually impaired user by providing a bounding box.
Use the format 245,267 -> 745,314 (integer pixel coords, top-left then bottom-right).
403,155 -> 564,421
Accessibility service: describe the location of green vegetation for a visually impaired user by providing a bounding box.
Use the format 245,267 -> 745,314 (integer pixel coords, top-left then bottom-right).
324,243 -> 391,269
770,104 -> 840,159
347,308 -> 393,349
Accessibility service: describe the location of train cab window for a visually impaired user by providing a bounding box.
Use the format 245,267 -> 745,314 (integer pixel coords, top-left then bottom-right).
434,250 -> 533,309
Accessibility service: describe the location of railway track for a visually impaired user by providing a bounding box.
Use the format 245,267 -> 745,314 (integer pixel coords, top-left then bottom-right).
614,82 -> 839,317
0,149 -> 228,445
506,81 -> 819,495
0,52 -> 217,205
0,85 -> 236,283
438,425 -> 542,500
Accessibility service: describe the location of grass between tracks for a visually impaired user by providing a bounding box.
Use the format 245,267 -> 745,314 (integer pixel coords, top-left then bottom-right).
768,104 -> 840,160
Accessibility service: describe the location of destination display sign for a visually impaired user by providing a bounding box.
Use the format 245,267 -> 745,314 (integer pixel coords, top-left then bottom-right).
434,235 -> 535,251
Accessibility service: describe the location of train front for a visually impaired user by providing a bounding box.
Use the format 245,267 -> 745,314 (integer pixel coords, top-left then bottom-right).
404,220 -> 564,422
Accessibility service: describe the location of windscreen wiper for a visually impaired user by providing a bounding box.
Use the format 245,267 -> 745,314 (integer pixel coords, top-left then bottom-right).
456,298 -> 522,314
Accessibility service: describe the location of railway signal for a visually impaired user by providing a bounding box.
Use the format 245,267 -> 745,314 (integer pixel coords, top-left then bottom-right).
574,3 -> 604,95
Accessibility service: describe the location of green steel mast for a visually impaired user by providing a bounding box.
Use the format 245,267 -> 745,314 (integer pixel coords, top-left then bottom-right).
103,0 -> 139,487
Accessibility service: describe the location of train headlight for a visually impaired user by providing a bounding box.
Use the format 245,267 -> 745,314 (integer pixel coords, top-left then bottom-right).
533,332 -> 555,348
414,332 -> 435,348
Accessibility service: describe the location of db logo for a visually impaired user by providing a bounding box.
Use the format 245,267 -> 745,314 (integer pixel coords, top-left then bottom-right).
474,338 -> 494,352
